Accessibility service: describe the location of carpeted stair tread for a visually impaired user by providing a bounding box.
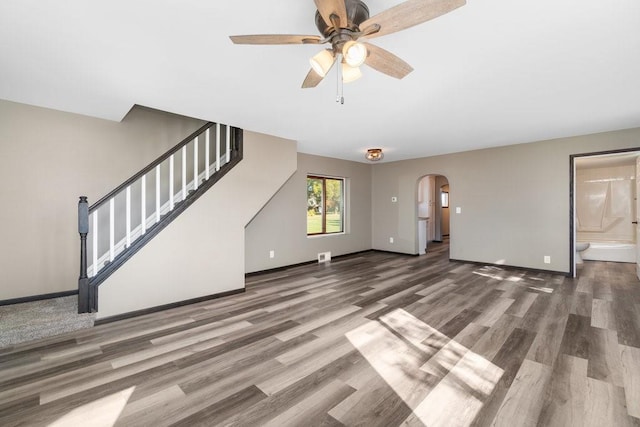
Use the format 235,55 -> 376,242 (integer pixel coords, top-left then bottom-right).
0,296 -> 95,348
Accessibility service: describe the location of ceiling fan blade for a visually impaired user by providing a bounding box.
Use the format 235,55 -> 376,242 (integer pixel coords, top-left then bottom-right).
302,69 -> 325,88
314,0 -> 348,29
229,34 -> 322,45
360,0 -> 466,39
363,43 -> 413,79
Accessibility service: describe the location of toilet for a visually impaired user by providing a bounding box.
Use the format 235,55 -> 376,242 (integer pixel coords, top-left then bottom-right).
576,242 -> 590,264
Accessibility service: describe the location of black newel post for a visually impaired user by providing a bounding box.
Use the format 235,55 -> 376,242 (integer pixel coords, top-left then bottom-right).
78,196 -> 90,313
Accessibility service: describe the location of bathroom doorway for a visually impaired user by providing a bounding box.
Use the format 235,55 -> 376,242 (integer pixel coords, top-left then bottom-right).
416,175 -> 450,255
570,148 -> 640,278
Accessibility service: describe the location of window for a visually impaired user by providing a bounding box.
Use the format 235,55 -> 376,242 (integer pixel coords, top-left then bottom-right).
441,191 -> 449,208
307,175 -> 344,235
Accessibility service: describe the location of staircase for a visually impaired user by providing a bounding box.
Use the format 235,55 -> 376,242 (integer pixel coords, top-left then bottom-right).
77,122 -> 243,313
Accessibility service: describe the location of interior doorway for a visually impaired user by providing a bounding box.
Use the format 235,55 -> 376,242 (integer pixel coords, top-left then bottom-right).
416,174 -> 450,255
570,148 -> 640,278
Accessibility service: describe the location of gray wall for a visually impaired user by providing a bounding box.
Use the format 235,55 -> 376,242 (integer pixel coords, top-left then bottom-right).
98,131 -> 297,319
245,153 -> 372,272
3,94 -> 639,305
372,127 -> 640,273
0,100 -> 205,300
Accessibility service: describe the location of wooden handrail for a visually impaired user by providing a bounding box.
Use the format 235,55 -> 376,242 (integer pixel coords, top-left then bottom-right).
89,122 -> 215,213
78,125 -> 243,313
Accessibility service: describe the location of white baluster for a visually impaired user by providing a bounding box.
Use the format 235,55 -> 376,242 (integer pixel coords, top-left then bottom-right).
169,155 -> 174,210
194,136 -> 199,190
109,198 -> 115,262
216,123 -> 221,172
156,165 -> 161,223
126,186 -> 131,247
141,175 -> 147,234
182,145 -> 187,200
226,125 -> 231,165
205,128 -> 210,180
92,212 -> 98,276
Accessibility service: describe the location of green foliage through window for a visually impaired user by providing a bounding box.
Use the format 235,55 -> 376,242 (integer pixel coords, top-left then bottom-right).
307,176 -> 344,235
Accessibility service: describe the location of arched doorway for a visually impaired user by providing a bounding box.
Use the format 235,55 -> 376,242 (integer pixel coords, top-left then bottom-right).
417,174 -> 450,254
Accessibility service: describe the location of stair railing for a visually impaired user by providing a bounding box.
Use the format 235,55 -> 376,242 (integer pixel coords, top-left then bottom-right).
77,122 -> 243,313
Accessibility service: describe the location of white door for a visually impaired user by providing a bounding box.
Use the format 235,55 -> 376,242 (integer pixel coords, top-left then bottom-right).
636,156 -> 640,280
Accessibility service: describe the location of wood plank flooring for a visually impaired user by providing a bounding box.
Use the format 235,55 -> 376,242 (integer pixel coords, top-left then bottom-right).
1,242 -> 640,426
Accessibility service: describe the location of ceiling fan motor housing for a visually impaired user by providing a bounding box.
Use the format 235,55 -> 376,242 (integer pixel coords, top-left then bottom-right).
315,0 -> 370,36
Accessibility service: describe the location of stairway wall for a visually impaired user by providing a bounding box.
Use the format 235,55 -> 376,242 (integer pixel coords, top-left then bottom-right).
96,131 -> 297,319
0,100 -> 205,300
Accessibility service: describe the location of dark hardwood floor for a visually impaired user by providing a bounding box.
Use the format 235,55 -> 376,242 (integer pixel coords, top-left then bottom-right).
1,241 -> 639,426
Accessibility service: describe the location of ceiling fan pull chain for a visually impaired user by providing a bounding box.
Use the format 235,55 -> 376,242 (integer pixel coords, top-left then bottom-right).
336,54 -> 341,103
340,71 -> 345,105
336,54 -> 345,105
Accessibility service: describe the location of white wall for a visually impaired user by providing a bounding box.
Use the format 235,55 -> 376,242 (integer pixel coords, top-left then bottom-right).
97,131 -> 297,319
245,153 -> 372,273
417,177 -> 429,218
372,127 -> 640,273
576,164 -> 636,242
0,100 -> 205,300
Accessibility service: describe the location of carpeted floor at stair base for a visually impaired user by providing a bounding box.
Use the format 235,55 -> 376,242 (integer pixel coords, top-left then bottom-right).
0,296 -> 95,348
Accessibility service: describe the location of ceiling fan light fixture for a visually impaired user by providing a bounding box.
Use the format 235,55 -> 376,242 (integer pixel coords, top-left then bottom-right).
366,148 -> 384,161
343,41 -> 367,67
310,49 -> 335,77
342,63 -> 362,83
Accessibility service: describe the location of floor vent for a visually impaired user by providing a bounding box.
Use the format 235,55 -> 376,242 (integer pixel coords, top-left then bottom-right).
318,251 -> 331,263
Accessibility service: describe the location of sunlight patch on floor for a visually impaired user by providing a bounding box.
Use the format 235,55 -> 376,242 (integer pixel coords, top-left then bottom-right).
346,309 -> 504,427
528,285 -> 554,293
48,386 -> 135,427
473,270 -> 523,283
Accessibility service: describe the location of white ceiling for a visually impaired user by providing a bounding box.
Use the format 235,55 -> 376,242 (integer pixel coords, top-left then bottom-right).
1,0 -> 639,163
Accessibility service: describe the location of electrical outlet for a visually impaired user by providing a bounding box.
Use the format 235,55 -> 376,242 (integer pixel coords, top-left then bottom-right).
544,255 -> 551,264
389,237 -> 394,244
269,250 -> 275,259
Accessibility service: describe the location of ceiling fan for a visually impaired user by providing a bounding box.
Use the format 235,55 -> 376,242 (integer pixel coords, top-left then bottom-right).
230,0 -> 466,88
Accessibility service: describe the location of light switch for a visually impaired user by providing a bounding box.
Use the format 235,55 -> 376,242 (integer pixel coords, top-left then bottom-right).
456,207 -> 462,214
